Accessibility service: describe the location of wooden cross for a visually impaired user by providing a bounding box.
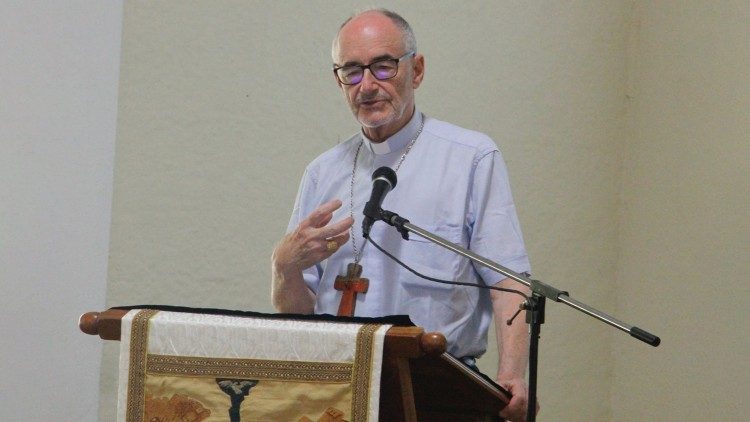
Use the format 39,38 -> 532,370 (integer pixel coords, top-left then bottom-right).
334,263 -> 369,317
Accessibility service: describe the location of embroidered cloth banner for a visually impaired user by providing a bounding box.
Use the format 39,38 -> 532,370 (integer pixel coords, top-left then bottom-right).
117,309 -> 391,422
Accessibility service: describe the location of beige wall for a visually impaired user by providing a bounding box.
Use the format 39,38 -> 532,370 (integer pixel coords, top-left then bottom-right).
102,1 -> 748,420
1,2 -> 122,420
612,2 -> 750,420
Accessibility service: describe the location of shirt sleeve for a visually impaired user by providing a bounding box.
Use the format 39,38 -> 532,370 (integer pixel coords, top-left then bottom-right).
468,150 -> 531,285
286,166 -> 324,292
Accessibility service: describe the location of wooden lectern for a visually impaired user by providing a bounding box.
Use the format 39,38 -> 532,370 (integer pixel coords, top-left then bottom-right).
80,309 -> 509,421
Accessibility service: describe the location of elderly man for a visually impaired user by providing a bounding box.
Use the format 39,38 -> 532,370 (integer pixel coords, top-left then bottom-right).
272,9 -> 535,421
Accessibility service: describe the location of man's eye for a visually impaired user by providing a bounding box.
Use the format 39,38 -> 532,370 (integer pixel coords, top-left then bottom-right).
342,67 -> 361,77
372,61 -> 395,72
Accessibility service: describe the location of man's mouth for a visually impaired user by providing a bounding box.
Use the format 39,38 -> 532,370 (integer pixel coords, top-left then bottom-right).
358,97 -> 387,106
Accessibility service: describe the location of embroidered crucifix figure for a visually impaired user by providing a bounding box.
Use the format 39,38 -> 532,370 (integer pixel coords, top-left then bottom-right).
334,263 -> 369,317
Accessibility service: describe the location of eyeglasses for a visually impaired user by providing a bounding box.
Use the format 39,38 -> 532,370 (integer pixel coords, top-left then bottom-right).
333,51 -> 415,85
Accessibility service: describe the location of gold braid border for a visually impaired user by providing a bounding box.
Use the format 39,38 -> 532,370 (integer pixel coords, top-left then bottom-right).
126,309 -> 159,422
146,354 -> 353,382
351,324 -> 381,422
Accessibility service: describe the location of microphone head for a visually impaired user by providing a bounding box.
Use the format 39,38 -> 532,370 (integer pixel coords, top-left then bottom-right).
372,166 -> 397,188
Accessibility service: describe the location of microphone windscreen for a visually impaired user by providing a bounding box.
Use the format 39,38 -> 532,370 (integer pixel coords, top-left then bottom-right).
372,166 -> 397,188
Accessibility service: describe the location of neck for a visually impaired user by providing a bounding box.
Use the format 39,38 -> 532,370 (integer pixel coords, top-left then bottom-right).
362,106 -> 415,143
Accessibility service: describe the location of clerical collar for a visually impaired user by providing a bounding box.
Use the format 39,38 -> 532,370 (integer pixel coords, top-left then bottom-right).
363,109 -> 424,155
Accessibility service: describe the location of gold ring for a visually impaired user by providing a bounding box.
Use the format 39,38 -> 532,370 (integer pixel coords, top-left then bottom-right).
326,240 -> 338,252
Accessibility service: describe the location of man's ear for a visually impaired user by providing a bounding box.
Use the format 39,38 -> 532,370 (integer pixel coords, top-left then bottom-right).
412,54 -> 425,89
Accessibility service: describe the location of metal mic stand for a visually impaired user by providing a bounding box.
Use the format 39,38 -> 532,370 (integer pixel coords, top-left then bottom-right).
376,209 -> 660,422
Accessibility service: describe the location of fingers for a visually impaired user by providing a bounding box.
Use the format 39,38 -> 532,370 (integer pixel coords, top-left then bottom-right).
319,216 -> 354,239
317,219 -> 353,259
325,231 -> 351,251
324,239 -> 340,253
303,199 -> 343,229
281,201 -> 354,271
317,212 -> 333,228
300,198 -> 353,240
498,378 -> 534,421
499,395 -> 528,421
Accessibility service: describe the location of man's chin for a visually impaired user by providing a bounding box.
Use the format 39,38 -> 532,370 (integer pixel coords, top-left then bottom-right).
357,111 -> 395,129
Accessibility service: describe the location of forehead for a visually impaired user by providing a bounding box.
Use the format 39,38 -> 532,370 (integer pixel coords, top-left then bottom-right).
334,13 -> 405,64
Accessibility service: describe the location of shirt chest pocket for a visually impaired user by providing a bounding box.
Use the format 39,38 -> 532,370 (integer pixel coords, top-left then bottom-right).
370,222 -> 468,291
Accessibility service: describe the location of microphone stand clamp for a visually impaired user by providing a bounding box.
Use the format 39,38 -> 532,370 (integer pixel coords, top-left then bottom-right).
379,209 -> 410,240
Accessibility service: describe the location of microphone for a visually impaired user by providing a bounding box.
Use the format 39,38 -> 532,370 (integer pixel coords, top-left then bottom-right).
362,166 -> 397,238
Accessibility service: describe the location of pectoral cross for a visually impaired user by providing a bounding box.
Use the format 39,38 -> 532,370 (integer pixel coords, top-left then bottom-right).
334,263 -> 369,317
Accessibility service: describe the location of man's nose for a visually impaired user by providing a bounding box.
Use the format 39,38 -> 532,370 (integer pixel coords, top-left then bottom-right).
359,68 -> 379,92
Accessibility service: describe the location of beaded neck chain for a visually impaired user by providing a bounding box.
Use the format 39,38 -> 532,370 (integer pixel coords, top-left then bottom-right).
349,114 -> 425,263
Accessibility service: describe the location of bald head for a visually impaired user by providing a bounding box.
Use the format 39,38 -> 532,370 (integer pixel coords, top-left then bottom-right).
332,9 -> 416,62
330,9 -> 425,141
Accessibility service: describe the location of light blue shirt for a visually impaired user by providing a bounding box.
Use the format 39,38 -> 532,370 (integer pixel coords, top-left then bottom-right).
287,110 -> 530,357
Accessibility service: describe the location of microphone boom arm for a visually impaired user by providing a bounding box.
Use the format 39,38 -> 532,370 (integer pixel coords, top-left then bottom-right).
373,206 -> 660,422
378,208 -> 661,346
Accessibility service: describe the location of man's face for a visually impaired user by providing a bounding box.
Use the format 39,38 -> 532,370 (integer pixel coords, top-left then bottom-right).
333,13 -> 424,142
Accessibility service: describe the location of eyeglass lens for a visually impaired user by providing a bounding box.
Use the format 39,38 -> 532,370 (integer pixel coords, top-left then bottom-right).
339,60 -> 398,85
